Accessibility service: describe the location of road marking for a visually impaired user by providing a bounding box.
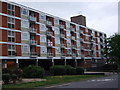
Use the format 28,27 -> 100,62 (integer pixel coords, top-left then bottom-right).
87,79 -> 114,82
45,83 -> 71,88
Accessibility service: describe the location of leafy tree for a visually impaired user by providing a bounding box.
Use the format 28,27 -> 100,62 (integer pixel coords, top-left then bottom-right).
104,34 -> 120,69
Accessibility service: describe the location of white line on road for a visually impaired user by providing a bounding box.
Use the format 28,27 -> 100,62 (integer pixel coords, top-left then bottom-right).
45,83 -> 71,88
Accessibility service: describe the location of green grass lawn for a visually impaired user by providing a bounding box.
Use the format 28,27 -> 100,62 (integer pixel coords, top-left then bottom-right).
2,75 -> 105,89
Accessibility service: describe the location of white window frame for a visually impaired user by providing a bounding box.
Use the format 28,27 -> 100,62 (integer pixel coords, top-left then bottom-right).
77,40 -> 80,47
22,45 -> 30,53
55,37 -> 60,44
66,22 -> 70,28
21,8 -> 29,16
41,46 -> 47,54
56,47 -> 61,54
21,20 -> 29,28
40,13 -> 46,21
76,25 -> 79,31
54,19 -> 59,25
54,27 -> 60,34
40,23 -> 46,31
66,30 -> 71,37
40,35 -> 46,42
67,39 -> 71,46
21,32 -> 29,40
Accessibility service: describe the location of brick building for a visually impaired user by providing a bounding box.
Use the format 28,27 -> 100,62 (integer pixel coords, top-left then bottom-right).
0,0 -> 106,70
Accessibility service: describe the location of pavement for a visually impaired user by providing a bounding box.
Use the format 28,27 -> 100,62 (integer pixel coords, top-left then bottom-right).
44,74 -> 119,88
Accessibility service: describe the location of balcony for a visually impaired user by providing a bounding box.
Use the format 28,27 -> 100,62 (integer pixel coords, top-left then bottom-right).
60,34 -> 65,38
81,46 -> 84,50
70,27 -> 75,32
46,21 -> 52,26
47,42 -> 53,47
30,40 -> 37,45
81,54 -> 84,58
80,38 -> 84,42
71,45 -> 76,49
60,24 -> 64,29
29,28 -> 37,34
61,53 -> 66,57
47,31 -> 52,36
80,30 -> 84,34
29,16 -> 36,22
47,53 -> 53,57
30,52 -> 37,57
71,36 -> 75,40
72,53 -> 76,57
61,44 -> 65,48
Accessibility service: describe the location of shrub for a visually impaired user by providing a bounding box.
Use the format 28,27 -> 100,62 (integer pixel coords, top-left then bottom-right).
50,65 -> 66,75
2,73 -> 10,84
76,67 -> 84,75
11,74 -> 17,84
23,65 -> 45,78
65,65 -> 76,75
2,68 -> 11,74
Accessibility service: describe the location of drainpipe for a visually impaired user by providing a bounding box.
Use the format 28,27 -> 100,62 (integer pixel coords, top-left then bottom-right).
65,58 -> 66,66
36,59 -> 38,66
16,59 -> 19,68
52,58 -> 54,66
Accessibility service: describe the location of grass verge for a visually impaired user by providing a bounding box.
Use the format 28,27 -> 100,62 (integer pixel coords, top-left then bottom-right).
3,75 -> 105,89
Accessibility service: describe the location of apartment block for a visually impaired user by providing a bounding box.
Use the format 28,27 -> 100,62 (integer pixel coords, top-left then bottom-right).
0,0 -> 107,70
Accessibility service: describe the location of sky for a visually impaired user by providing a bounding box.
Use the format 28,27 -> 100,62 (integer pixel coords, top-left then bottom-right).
9,0 -> 118,37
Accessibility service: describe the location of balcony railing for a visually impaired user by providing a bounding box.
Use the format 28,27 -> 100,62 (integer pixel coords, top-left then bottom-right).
60,34 -> 65,38
61,53 -> 66,57
47,42 -> 53,47
61,44 -> 65,48
47,53 -> 53,57
29,28 -> 37,33
30,40 -> 37,45
71,45 -> 76,49
70,27 -> 75,32
29,16 -> 36,22
72,53 -> 76,57
71,36 -> 75,40
46,21 -> 52,26
30,52 -> 37,57
60,24 -> 64,29
80,30 -> 84,34
47,31 -> 52,36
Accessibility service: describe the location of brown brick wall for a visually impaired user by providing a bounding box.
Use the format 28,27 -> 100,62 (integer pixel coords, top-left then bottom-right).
0,29 -> 7,42
16,45 -> 21,56
2,15 -> 7,28
2,2 -> 7,14
15,32 -> 21,43
36,47 -> 40,56
15,19 -> 21,30
0,44 -> 8,56
15,6 -> 21,17
36,35 -> 40,45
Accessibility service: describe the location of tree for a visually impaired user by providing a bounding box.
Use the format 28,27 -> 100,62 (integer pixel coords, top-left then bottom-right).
104,34 -> 120,69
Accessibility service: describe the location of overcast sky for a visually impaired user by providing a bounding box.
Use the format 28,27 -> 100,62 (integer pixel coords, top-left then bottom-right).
11,1 -> 118,37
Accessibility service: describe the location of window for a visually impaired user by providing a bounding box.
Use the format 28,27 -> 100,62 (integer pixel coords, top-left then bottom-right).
56,47 -> 61,54
54,27 -> 60,34
76,25 -> 79,31
21,32 -> 29,40
86,51 -> 90,56
67,39 -> 71,46
22,45 -> 29,53
41,46 -> 47,54
21,8 -> 28,16
77,50 -> 81,55
66,22 -> 70,28
77,41 -> 80,47
67,49 -> 72,54
66,30 -> 71,37
8,44 -> 16,56
86,36 -> 89,41
55,37 -> 60,44
54,19 -> 59,25
40,14 -> 46,21
8,17 -> 15,29
86,28 -> 88,33
7,4 -> 15,16
77,33 -> 80,39
8,37 -> 15,42
40,35 -> 46,42
40,24 -> 46,31
8,31 -> 15,37
21,20 -> 29,28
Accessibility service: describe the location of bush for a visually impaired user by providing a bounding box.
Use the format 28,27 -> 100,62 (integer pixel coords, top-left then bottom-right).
2,73 -> 10,84
50,65 -> 66,75
11,74 -> 17,84
76,67 -> 84,75
23,65 -> 45,78
65,65 -> 76,75
2,68 -> 11,74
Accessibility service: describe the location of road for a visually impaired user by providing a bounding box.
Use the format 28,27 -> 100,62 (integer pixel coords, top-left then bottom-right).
45,74 -> 119,88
